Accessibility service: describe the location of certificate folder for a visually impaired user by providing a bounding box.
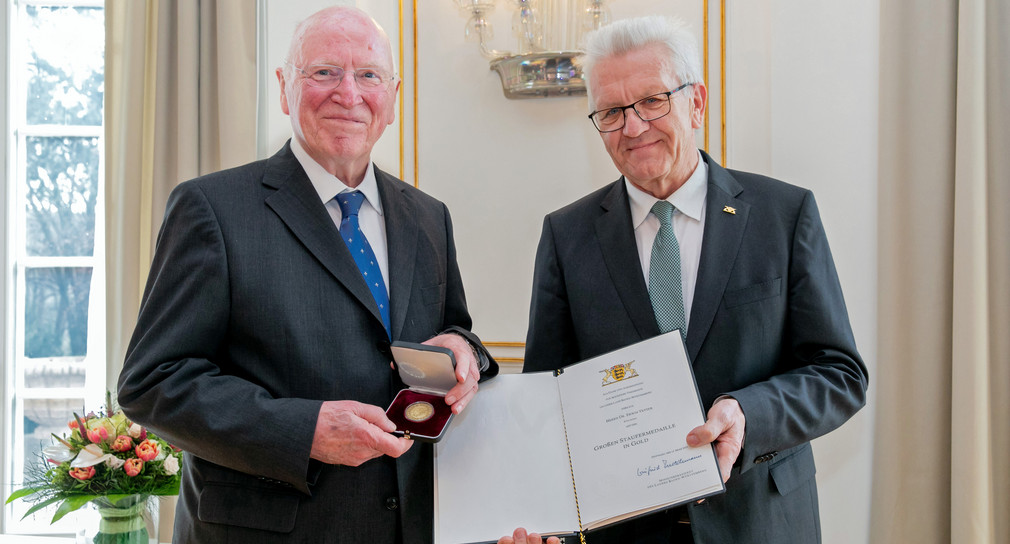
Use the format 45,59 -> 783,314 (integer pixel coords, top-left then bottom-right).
433,331 -> 725,544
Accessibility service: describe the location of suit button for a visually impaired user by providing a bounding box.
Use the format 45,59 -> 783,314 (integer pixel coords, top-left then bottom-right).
376,341 -> 392,359
385,497 -> 399,510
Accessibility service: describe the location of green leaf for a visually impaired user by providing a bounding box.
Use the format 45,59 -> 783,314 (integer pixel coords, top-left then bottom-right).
21,496 -> 64,519
150,480 -> 180,496
6,486 -> 45,504
51,494 -> 97,523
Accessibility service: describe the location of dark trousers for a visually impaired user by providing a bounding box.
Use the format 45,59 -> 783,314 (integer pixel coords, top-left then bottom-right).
583,506 -> 694,544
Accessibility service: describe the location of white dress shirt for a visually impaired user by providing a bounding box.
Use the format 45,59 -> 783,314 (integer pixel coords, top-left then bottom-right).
625,151 -> 708,329
290,137 -> 390,297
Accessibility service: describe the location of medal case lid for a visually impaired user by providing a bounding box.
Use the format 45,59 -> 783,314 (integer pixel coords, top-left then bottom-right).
386,341 -> 458,442
391,341 -> 457,395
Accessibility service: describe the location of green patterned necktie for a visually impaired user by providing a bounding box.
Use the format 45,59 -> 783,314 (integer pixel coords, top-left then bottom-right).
649,200 -> 687,337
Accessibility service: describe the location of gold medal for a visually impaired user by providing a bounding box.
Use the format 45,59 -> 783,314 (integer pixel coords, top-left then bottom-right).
404,401 -> 435,423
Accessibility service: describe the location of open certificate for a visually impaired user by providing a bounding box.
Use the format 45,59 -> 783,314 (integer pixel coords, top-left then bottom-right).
434,331 -> 725,543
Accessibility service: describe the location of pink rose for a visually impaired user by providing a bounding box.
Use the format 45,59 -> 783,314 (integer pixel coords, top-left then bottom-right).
111,435 -> 133,452
87,426 -> 109,444
69,466 -> 96,480
124,458 -> 143,477
135,440 -> 160,462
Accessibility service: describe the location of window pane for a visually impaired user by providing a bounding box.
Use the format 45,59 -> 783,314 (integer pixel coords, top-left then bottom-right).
25,136 -> 99,257
21,398 -> 83,480
24,6 -> 104,125
24,359 -> 87,389
24,267 -> 93,358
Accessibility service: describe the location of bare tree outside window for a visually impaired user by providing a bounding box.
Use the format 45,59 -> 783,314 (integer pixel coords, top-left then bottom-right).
25,136 -> 100,258
25,6 -> 104,126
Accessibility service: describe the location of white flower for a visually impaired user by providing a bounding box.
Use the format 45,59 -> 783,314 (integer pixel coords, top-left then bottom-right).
162,455 -> 180,476
43,443 -> 75,464
105,456 -> 126,469
128,423 -> 143,439
72,443 -> 120,468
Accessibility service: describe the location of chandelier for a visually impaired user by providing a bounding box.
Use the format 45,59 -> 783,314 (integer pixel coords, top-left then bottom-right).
453,0 -> 613,99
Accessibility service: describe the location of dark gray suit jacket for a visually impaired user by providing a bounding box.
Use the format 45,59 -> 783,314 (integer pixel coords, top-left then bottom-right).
525,151 -> 867,543
118,143 -> 496,544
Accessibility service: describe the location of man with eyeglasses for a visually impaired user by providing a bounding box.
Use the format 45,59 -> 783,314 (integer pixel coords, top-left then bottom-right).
508,15 -> 867,544
118,6 -> 496,543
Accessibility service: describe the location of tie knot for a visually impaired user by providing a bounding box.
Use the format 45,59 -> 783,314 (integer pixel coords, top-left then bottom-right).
651,200 -> 675,225
337,191 -> 365,217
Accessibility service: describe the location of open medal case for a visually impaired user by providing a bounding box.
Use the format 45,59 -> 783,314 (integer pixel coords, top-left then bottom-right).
385,341 -> 457,443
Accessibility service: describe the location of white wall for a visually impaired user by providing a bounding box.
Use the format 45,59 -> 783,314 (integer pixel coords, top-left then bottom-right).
727,2 -> 879,542
259,2 -> 879,543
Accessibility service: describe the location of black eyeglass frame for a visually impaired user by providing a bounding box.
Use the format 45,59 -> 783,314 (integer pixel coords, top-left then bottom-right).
587,82 -> 694,133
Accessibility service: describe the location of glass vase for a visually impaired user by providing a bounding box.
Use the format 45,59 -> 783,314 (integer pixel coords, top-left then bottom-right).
88,495 -> 150,544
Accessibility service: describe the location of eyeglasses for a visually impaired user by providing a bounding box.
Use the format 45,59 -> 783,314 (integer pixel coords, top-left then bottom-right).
288,63 -> 396,92
587,83 -> 694,133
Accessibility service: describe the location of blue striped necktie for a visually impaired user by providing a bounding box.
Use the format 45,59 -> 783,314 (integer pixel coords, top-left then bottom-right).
336,191 -> 391,338
649,200 -> 687,338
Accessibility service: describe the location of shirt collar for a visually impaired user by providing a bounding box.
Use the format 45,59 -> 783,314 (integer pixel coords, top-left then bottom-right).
626,150 -> 708,228
290,136 -> 383,215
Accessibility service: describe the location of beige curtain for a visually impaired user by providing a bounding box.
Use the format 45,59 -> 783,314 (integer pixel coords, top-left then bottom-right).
105,1 -> 257,540
873,0 -> 1009,542
105,0 -> 257,382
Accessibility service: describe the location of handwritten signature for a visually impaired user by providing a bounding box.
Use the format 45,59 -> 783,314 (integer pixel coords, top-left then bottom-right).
637,455 -> 703,477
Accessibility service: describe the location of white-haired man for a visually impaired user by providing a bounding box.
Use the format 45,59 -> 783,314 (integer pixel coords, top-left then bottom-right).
119,7 -> 496,543
516,15 -> 867,544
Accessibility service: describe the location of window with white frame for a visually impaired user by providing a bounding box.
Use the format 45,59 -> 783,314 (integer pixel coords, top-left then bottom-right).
2,0 -> 106,537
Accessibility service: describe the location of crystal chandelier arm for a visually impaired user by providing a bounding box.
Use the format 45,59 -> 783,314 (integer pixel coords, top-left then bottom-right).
478,30 -> 511,60
480,44 -> 511,60
458,2 -> 512,60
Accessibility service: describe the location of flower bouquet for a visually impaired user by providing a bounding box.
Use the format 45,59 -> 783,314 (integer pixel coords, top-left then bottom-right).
5,393 -> 182,543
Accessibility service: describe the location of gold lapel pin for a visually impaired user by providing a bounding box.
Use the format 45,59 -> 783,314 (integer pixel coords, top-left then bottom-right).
723,205 -> 737,215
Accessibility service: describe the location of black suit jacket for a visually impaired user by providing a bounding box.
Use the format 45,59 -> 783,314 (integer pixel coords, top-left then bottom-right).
118,143 -> 496,544
525,151 -> 867,543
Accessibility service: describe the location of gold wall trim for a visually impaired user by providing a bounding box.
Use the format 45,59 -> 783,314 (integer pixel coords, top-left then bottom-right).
396,1 -> 419,188
485,341 -> 526,348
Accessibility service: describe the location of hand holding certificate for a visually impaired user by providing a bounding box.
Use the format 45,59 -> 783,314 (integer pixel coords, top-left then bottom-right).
434,331 -> 725,543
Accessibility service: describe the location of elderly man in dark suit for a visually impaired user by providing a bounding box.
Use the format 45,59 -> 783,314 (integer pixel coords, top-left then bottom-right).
117,6 -> 496,543
506,15 -> 868,544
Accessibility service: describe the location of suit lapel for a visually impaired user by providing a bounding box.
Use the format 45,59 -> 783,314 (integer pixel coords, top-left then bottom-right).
376,167 -> 417,339
686,152 -> 749,361
595,180 -> 661,340
262,143 -> 385,329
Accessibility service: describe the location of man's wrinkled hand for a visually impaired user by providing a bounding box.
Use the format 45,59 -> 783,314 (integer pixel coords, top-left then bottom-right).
310,400 -> 412,466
